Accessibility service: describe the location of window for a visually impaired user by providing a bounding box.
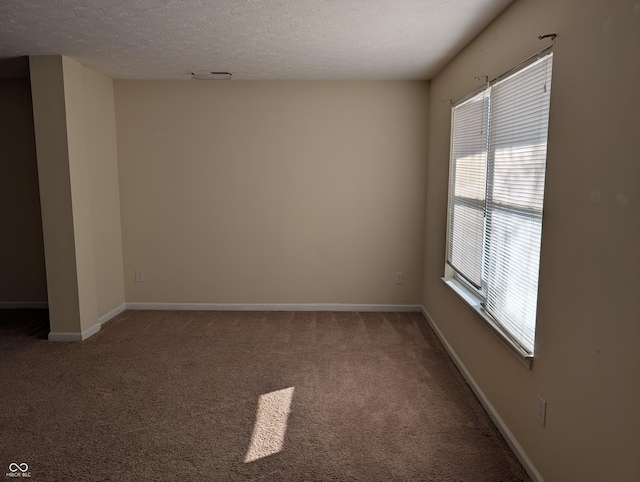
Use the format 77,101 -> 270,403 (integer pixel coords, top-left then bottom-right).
445,52 -> 553,358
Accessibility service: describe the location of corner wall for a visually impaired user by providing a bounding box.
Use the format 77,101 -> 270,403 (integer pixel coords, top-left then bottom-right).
422,0 -> 640,480
114,81 -> 429,305
0,78 -> 47,304
82,66 -> 125,318
30,55 -> 125,337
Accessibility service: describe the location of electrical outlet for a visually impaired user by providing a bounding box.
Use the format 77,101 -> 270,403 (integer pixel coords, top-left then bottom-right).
537,395 -> 547,427
135,270 -> 144,282
395,272 -> 404,284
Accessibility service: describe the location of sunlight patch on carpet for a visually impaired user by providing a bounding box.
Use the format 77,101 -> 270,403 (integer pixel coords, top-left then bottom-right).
244,387 -> 295,463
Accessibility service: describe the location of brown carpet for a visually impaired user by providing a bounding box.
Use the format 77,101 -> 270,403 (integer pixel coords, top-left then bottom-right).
0,309 -> 529,481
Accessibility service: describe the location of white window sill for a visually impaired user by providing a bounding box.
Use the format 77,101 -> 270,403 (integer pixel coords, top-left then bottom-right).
441,277 -> 533,369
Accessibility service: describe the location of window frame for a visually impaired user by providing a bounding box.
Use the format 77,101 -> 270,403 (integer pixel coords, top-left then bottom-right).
442,48 -> 553,369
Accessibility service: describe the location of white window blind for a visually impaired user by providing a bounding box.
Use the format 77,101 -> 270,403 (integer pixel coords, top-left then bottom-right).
447,91 -> 488,288
447,52 -> 553,354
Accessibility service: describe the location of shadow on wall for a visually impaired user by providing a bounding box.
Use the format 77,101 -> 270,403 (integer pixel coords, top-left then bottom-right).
0,56 -> 48,306
0,56 -> 30,79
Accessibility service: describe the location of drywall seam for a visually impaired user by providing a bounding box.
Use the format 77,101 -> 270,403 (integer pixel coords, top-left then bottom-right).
420,306 -> 544,482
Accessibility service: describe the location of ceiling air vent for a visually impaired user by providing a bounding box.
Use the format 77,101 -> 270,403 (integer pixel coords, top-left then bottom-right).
191,71 -> 232,80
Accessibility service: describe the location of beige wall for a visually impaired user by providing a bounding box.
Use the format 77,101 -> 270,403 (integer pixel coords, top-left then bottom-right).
31,55 -> 87,333
61,56 -> 99,332
423,0 -> 640,480
115,81 -> 428,305
82,66 -> 125,317
0,79 -> 47,303
30,56 -> 124,334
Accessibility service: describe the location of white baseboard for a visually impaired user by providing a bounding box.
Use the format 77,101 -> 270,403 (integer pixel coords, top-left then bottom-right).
48,332 -> 83,342
99,303 -> 126,325
0,301 -> 48,309
48,302 -> 125,342
48,322 -> 101,342
125,302 -> 423,312
420,306 -> 543,482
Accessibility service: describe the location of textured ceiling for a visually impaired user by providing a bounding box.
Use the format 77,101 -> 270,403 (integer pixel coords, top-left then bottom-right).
0,0 -> 513,80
